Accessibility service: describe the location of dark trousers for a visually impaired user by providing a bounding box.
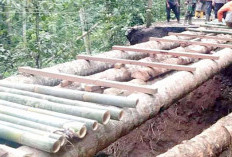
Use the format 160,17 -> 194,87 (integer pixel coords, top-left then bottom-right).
205,1 -> 213,17
214,3 -> 224,18
185,3 -> 196,17
166,2 -> 180,22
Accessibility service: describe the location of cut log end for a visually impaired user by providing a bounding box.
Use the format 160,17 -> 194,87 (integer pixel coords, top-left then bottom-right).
103,111 -> 111,125
51,141 -> 61,154
92,122 -> 99,131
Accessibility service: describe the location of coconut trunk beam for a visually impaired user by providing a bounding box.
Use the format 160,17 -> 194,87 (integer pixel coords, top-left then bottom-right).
0,105 -> 87,138
0,100 -> 98,131
0,92 -> 111,124
0,124 -> 61,153
157,113 -> 232,157
0,86 -> 124,121
0,120 -> 66,146
17,48 -> 232,157
0,82 -> 138,108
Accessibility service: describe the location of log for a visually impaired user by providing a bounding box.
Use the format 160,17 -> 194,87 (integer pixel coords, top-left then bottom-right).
19,47 -> 232,157
0,121 -> 66,146
157,113 -> 232,157
0,145 -> 32,157
0,125 -> 61,153
187,28 -> 232,35
0,92 -> 110,124
0,105 -> 87,138
0,86 -> 123,121
77,55 -> 196,72
200,24 -> 230,29
0,82 -> 138,108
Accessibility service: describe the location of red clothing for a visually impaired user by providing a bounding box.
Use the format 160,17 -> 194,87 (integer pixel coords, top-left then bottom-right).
218,1 -> 232,21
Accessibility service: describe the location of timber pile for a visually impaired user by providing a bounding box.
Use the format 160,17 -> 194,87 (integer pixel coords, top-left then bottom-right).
1,26 -> 232,156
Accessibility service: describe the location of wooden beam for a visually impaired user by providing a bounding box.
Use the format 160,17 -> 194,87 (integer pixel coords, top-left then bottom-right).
112,46 -> 219,60
168,32 -> 232,42
187,28 -> 232,35
149,37 -> 232,49
18,67 -> 158,95
77,55 -> 196,72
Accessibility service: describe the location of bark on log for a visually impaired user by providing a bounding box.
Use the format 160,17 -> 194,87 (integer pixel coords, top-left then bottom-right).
0,145 -> 31,157
18,48 -> 232,157
157,113 -> 232,157
2,32 -> 195,86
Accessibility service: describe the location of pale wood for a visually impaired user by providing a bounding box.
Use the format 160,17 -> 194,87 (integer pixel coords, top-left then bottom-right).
112,45 -> 219,60
77,55 -> 196,72
150,37 -> 232,49
168,32 -> 232,42
18,67 -> 157,95
187,28 -> 232,35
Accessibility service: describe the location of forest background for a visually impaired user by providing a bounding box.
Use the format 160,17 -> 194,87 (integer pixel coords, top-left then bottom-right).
0,0 -> 185,78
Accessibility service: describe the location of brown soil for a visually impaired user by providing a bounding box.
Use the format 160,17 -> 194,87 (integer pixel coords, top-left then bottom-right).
95,66 -> 232,157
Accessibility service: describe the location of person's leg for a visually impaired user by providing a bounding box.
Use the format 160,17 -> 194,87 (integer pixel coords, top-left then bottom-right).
172,4 -> 180,22
214,3 -> 224,18
184,4 -> 191,25
166,2 -> 171,22
205,1 -> 212,21
189,3 -> 196,25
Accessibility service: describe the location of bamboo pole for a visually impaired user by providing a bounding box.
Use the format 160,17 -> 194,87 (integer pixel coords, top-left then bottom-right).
0,105 -> 87,138
187,28 -> 232,35
0,99 -> 98,131
0,92 -> 111,124
0,120 -> 66,146
0,113 -> 66,137
0,124 -> 61,153
0,82 -> 138,108
0,86 -> 124,121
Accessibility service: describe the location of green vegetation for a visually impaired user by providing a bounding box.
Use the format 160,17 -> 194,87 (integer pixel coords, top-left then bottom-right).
0,0 -> 184,78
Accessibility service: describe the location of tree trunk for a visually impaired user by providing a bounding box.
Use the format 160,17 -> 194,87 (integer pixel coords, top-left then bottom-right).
34,0 -> 41,68
79,8 -> 91,54
146,0 -> 153,28
22,0 -> 27,48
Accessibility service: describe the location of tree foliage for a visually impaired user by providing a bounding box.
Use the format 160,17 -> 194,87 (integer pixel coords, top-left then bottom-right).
0,0 -> 182,78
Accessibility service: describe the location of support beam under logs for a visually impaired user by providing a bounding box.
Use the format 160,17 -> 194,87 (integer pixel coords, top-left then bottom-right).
187,28 -> 232,35
112,46 -> 219,60
77,55 -> 196,72
149,37 -> 232,49
168,32 -> 232,42
18,67 -> 158,95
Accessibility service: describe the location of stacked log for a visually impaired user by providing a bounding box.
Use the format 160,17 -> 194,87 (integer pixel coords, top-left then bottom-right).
16,48 -> 232,157
157,113 -> 232,157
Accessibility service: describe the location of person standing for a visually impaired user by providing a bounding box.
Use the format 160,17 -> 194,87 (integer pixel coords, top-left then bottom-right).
205,0 -> 213,21
184,0 -> 197,25
213,0 -> 226,18
166,0 -> 180,23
